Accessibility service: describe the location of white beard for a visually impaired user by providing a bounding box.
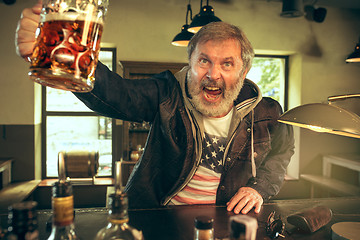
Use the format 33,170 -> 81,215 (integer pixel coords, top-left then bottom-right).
187,71 -> 244,117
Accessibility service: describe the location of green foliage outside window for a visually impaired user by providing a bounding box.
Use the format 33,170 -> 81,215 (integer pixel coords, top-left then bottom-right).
247,57 -> 285,108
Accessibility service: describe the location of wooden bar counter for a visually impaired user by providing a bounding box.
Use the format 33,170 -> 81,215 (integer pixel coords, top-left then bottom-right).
1,197 -> 359,239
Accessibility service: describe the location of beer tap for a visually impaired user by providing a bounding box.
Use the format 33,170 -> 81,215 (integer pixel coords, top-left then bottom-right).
95,159 -> 143,239
114,159 -> 123,195
58,151 -> 67,183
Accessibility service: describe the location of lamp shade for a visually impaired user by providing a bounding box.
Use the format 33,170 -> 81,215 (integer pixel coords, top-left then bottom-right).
346,42 -> 360,63
171,24 -> 194,47
188,5 -> 221,33
278,103 -> 360,139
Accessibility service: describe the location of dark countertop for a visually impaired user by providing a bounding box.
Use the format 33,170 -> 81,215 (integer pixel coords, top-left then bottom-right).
1,197 -> 359,239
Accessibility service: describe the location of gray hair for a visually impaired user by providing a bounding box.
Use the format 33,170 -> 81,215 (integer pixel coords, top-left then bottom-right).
187,22 -> 255,72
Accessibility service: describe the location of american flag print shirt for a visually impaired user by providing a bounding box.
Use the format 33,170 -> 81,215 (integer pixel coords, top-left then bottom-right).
171,109 -> 233,205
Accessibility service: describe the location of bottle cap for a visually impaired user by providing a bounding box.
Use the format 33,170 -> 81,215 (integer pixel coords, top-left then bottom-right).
108,193 -> 128,215
194,216 -> 214,230
229,215 -> 258,240
52,180 -> 73,197
230,219 -> 246,238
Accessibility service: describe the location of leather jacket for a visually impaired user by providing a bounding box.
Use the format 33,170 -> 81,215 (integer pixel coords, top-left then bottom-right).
75,62 -> 295,209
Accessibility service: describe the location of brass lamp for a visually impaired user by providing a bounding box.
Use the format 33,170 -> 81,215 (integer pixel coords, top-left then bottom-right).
278,94 -> 360,139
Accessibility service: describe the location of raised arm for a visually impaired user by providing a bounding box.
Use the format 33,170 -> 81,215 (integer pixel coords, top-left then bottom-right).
74,62 -> 180,122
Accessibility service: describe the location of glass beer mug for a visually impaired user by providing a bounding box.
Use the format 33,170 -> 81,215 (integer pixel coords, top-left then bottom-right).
29,0 -> 109,92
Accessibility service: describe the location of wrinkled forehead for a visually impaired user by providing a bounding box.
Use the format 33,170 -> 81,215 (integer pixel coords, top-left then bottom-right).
192,39 -> 242,59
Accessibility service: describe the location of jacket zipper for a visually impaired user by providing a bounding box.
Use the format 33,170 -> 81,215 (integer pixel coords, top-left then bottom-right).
222,124 -> 239,166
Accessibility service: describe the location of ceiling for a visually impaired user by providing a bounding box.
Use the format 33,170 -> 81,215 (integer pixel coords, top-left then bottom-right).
214,0 -> 360,9
302,0 -> 360,9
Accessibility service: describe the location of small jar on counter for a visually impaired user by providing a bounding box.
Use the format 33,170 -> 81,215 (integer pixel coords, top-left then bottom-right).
194,216 -> 214,240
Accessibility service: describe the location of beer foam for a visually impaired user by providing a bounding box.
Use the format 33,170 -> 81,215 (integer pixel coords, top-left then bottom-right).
41,12 -> 104,25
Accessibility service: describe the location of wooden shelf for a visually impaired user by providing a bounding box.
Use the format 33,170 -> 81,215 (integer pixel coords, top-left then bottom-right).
129,129 -> 149,133
301,154 -> 360,198
0,180 -> 41,213
301,174 -> 360,197
38,177 -> 114,187
0,158 -> 13,189
118,61 -> 187,184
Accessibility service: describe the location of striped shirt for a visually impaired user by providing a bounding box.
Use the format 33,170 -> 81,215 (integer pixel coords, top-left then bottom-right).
171,109 -> 233,205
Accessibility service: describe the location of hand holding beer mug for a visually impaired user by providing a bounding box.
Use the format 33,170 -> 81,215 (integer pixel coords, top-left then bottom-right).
29,0 -> 109,92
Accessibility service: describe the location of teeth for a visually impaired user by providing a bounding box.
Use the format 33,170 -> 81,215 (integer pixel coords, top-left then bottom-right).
205,87 -> 220,91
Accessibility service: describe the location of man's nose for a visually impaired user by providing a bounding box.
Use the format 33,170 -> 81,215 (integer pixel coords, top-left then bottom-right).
207,64 -> 221,80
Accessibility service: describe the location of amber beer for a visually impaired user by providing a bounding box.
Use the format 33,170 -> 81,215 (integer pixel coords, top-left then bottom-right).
29,13 -> 103,92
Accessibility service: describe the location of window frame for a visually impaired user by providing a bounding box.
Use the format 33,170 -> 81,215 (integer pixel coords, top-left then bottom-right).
41,47 -> 117,179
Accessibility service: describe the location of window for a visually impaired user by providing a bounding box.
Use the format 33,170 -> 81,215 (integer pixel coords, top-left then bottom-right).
43,48 -> 116,178
247,55 -> 288,111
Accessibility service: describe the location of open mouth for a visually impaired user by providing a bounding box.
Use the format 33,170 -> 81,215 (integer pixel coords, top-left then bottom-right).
203,86 -> 222,102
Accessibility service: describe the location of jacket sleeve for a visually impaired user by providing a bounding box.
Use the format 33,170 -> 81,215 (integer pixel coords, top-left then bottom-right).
74,61 -> 177,122
246,100 -> 295,200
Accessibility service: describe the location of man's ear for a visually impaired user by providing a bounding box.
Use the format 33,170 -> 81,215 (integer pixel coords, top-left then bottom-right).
241,68 -> 249,79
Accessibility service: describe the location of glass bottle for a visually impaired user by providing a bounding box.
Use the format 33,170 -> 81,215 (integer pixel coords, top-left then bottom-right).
4,201 -> 39,240
194,216 -> 214,240
94,192 -> 143,240
47,180 -> 79,240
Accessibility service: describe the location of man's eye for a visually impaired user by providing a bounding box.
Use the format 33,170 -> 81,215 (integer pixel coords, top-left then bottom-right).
199,58 -> 209,64
223,62 -> 233,67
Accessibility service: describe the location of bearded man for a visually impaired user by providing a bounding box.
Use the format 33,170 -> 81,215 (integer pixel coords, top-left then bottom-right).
16,3 -> 294,214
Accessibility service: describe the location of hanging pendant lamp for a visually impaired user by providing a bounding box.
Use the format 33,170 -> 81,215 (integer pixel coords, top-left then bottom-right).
188,0 -> 222,33
172,2 -> 194,47
278,94 -> 360,139
346,37 -> 360,63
